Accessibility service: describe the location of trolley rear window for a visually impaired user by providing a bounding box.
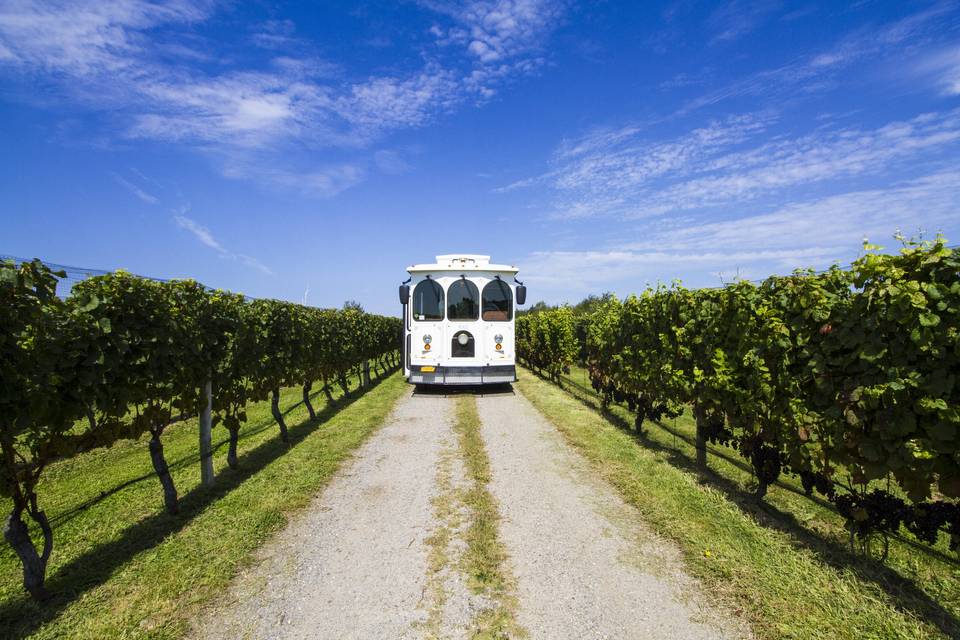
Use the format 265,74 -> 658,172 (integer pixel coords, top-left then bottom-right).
412,279 -> 444,321
482,280 -> 513,321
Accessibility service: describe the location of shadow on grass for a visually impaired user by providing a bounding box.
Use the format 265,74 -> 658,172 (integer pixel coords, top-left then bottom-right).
0,367 -> 398,639
528,367 -> 960,639
47,384 -> 337,531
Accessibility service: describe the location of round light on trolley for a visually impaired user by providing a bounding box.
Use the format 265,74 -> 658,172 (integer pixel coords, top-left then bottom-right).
424,343 -> 431,351
494,334 -> 503,344
423,334 -> 432,344
495,343 -> 503,351
457,333 -> 470,346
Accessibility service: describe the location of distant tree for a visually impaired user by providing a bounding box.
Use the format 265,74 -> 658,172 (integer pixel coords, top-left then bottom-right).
517,300 -> 553,317
572,292 -> 617,316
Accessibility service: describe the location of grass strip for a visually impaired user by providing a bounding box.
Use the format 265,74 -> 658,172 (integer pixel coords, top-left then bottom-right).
559,364 -> 960,634
422,429 -> 459,638
0,372 -> 407,639
453,395 -> 525,639
517,367 -> 954,640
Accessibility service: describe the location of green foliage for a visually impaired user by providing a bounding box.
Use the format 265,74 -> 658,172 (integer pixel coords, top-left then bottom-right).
516,307 -> 578,381
1,262 -> 401,599
0,259 -> 80,599
575,238 -> 959,553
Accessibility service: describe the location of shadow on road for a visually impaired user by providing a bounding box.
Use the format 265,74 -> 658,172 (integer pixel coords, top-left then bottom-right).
411,382 -> 515,397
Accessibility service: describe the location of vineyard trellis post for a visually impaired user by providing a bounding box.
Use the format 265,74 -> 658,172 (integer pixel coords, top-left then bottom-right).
199,378 -> 214,486
693,404 -> 707,469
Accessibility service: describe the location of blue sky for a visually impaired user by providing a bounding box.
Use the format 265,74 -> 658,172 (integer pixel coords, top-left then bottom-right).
1,1 -> 959,314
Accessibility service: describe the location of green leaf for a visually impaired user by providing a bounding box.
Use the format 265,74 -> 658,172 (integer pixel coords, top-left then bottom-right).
918,312 -> 940,327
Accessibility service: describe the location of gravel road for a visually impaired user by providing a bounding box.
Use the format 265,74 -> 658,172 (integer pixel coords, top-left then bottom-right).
478,391 -> 745,640
192,391 -> 452,640
192,387 -> 747,640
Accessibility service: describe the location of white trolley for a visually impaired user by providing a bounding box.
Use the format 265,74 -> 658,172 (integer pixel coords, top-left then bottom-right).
398,255 -> 526,386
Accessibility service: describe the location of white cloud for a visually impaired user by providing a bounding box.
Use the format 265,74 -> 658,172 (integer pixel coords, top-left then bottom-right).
914,45 -> 960,96
111,171 -> 158,204
625,170 -> 960,255
707,0 -> 781,45
518,169 -> 960,302
250,19 -> 297,50
639,110 -> 960,215
0,0 -> 567,194
174,213 -> 274,275
335,68 -> 460,139
128,71 -> 330,148
515,108 -> 960,220
679,4 -> 958,115
174,214 -> 224,251
219,159 -> 365,198
374,149 -> 411,175
520,246 -> 845,292
0,0 -> 211,75
425,0 -> 566,64
266,165 -> 365,198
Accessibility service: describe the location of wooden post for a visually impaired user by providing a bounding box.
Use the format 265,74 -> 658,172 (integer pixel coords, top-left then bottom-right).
363,360 -> 371,386
693,403 -> 707,470
199,379 -> 214,486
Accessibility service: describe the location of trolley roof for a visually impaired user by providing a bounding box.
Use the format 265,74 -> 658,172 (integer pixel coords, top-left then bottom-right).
407,254 -> 519,275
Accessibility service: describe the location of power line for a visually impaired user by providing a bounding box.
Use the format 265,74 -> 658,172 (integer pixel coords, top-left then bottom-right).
0,254 -> 275,303
1,254 -> 168,282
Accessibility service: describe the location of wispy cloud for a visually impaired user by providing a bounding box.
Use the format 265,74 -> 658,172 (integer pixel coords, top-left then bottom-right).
520,246 -> 844,292
518,169 -> 960,301
174,213 -> 223,251
174,212 -> 274,275
425,0 -> 567,63
497,112 -> 774,195
111,171 -> 158,204
679,3 -> 958,115
707,0 -> 782,44
623,170 -> 960,255
374,149 -> 412,175
913,45 -> 960,96
221,162 -> 366,198
250,19 -> 298,50
0,0 -> 568,194
508,108 -> 960,220
0,0 -> 212,75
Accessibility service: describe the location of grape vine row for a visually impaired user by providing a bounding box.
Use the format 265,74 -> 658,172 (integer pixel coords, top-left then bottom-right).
0,260 -> 401,599
517,238 -> 959,558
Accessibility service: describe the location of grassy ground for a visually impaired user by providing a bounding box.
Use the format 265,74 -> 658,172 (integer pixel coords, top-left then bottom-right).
453,395 -> 524,639
0,369 -> 407,640
517,365 -> 960,640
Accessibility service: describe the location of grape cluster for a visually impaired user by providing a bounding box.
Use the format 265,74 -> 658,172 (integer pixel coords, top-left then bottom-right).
738,435 -> 782,492
701,412 -> 733,445
797,469 -> 836,499
905,501 -> 960,548
834,490 -> 909,539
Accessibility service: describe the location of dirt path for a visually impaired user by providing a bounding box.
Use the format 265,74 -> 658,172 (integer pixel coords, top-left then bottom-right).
192,390 -> 453,640
478,390 -> 746,639
193,386 -> 746,639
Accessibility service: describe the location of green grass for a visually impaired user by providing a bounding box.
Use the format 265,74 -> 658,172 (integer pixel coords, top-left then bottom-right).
453,395 -> 524,639
0,371 -> 408,639
518,365 -> 960,640
422,407 -> 461,638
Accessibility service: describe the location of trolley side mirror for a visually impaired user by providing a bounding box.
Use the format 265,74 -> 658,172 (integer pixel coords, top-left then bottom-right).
399,284 -> 410,305
516,285 -> 527,305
